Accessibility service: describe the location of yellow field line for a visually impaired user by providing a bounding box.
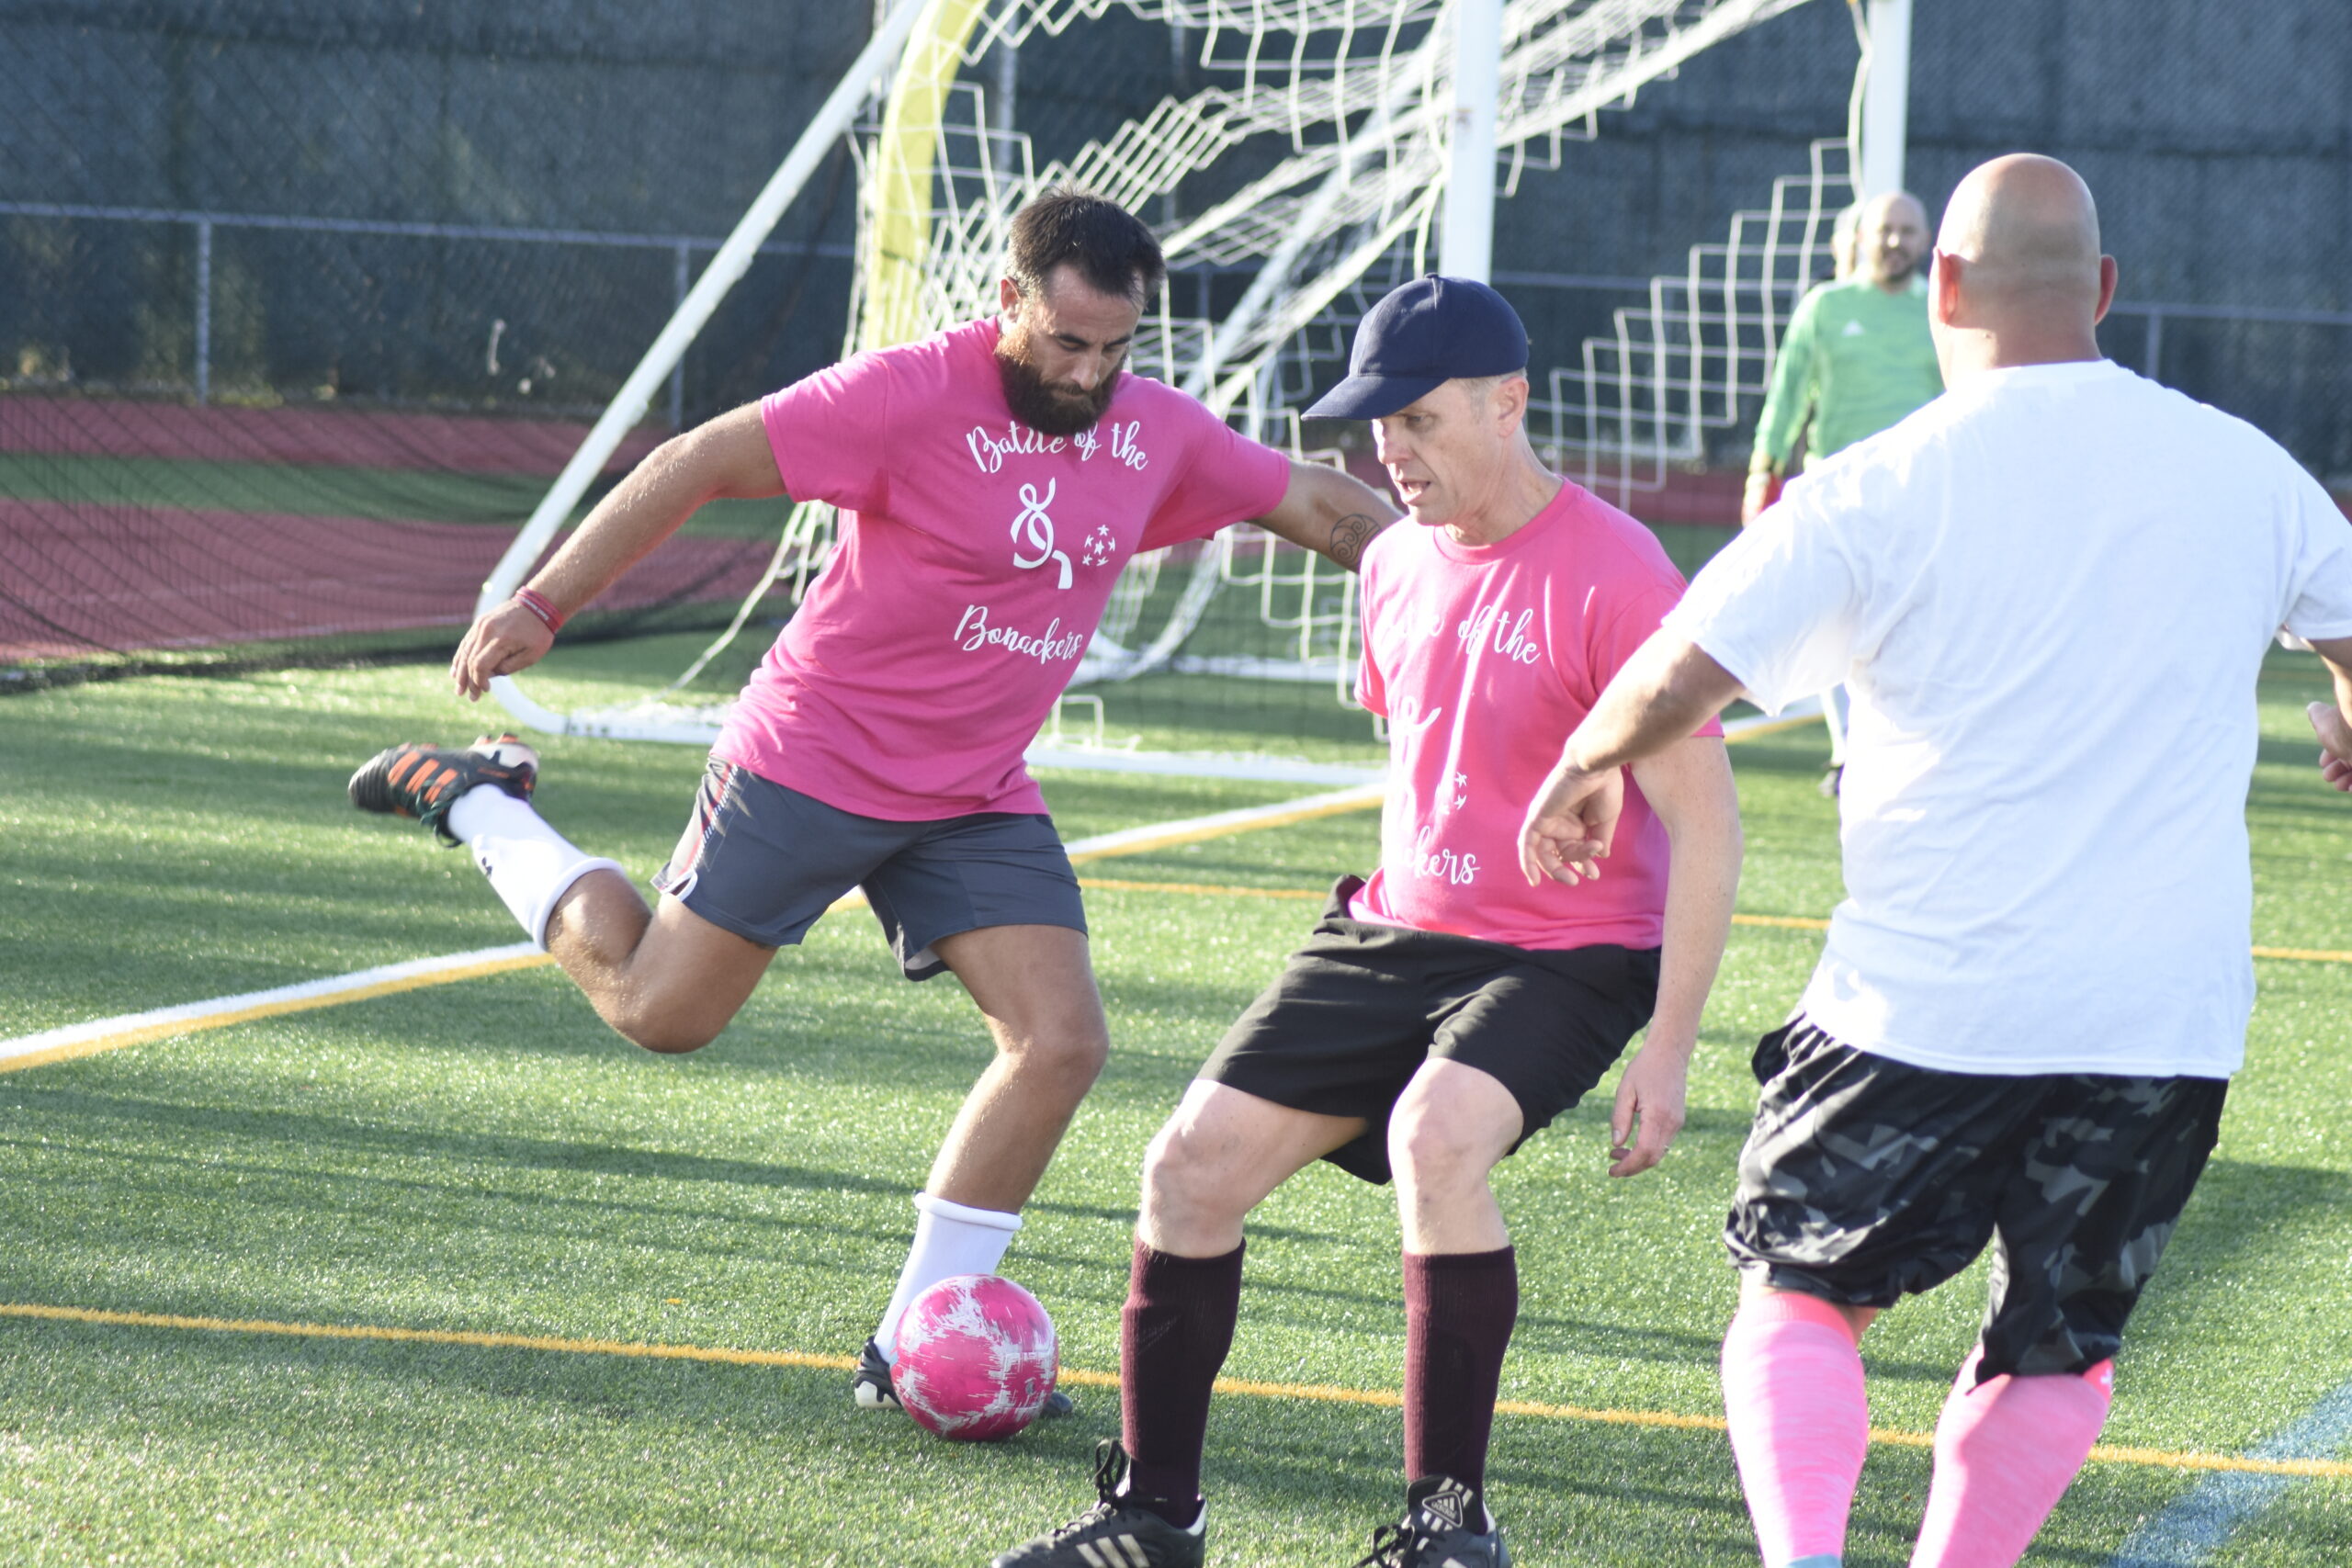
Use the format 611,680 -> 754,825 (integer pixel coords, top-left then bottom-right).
5,1301 -> 2343,1481
1075,886 -> 2352,966
2252,943 -> 2352,964
13,762 -> 2351,1078
1731,912 -> 1830,931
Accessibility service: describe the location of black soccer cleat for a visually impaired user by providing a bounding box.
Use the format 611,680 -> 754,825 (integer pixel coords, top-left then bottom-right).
852,1336 -> 1077,1417
991,1439 -> 1205,1568
348,734 -> 538,846
1349,1477 -> 1510,1568
851,1337 -> 902,1411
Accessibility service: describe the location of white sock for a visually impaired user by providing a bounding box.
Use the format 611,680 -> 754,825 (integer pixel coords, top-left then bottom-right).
872,1191 -> 1023,1363
448,784 -> 625,951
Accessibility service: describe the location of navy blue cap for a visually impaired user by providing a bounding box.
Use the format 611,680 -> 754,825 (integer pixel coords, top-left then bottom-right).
1304,275 -> 1531,419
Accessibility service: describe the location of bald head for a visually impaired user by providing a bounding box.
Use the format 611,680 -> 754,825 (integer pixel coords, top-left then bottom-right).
1929,154 -> 2116,377
1939,155 -> 2103,310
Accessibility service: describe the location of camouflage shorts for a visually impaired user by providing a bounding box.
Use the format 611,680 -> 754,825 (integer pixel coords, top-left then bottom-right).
1724,1018 -> 2227,1379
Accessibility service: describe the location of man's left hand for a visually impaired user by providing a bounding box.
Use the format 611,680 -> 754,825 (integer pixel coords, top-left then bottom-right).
2312,701 -> 2352,792
1519,757 -> 1623,886
1607,1040 -> 1690,1178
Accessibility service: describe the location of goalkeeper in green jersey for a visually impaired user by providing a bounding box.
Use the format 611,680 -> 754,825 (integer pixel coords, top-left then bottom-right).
1743,190 -> 1943,525
1743,190 -> 1942,792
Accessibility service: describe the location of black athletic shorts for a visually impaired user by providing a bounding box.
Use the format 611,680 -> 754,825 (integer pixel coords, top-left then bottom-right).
1197,876 -> 1661,1185
1725,1016 -> 2228,1380
650,758 -> 1086,981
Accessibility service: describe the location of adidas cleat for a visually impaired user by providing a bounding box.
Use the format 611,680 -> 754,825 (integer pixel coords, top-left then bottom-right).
348,734 -> 537,846
853,1337 -> 1076,1418
991,1440 -> 1205,1568
1350,1477 -> 1510,1568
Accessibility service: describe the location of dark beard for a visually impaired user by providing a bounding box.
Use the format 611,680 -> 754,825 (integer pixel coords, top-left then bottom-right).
994,331 -> 1117,436
1874,253 -> 1921,287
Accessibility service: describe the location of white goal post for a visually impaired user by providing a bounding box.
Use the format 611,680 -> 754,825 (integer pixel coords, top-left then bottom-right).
480,0 -> 1827,770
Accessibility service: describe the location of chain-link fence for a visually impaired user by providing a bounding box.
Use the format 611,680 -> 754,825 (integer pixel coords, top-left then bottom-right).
3,1 -> 2346,687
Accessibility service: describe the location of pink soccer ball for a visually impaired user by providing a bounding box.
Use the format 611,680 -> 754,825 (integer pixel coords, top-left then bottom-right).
890,1273 -> 1059,1441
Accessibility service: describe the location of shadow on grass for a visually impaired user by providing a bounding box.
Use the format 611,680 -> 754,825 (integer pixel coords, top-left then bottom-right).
0,1086 -> 915,1199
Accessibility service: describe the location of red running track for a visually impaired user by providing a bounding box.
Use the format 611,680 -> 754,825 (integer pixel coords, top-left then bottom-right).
0,500 -> 775,662
0,395 -> 664,476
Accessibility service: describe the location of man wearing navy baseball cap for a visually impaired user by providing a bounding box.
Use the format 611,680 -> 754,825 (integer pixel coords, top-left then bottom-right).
993,278 -> 1742,1568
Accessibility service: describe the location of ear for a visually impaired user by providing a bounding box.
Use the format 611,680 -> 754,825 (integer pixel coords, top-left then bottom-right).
1929,249 -> 1962,328
999,276 -> 1023,315
1494,374 -> 1531,438
2092,254 -> 2119,325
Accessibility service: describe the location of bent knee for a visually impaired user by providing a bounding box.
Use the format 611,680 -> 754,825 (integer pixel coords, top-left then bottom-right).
605,999 -> 727,1055
1000,1015 -> 1110,1080
1141,1121 -> 1248,1228
1389,1111 -> 1505,1190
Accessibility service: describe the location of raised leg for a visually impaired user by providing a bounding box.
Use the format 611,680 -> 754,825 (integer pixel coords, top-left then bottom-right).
543,878 -> 778,1054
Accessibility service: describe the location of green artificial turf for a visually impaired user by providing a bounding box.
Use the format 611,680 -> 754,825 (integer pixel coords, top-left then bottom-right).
1,646 -> 2348,1564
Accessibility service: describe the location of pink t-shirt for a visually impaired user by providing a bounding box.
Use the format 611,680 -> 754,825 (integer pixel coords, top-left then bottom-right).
717,319 -> 1293,818
1349,481 -> 1719,951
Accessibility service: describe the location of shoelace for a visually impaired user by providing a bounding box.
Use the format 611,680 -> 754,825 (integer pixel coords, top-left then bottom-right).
1349,1521 -> 1410,1568
1041,1499 -> 1123,1543
1041,1440 -> 1131,1542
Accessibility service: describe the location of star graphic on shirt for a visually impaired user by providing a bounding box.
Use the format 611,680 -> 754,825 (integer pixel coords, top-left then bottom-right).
1452,772 -> 1470,810
1082,526 -> 1116,567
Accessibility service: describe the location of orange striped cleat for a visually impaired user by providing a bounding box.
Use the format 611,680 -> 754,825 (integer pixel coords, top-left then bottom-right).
347,734 -> 538,845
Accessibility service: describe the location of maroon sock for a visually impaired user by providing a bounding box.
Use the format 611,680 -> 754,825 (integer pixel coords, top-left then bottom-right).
1403,1247 -> 1519,1508
1119,1239 -> 1244,1529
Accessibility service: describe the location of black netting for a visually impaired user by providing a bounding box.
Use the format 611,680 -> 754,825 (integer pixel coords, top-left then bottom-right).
6,0 -> 2346,696
1,1 -> 868,683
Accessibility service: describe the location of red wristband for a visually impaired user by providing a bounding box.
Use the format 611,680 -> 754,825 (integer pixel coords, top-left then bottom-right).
512,586 -> 566,633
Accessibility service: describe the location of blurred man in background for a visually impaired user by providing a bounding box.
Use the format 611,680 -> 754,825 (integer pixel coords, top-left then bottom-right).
1743,190 -> 1945,792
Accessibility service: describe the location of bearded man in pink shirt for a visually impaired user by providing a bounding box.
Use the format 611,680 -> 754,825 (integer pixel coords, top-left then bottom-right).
994,277 -> 1742,1568
345,190 -> 1395,1416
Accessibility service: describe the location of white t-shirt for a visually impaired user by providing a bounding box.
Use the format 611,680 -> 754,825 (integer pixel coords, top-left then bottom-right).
1668,359 -> 2352,1078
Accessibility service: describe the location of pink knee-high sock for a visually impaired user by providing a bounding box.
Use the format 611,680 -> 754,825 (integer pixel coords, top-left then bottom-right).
1722,1292 -> 1870,1566
1909,1348 -> 2113,1568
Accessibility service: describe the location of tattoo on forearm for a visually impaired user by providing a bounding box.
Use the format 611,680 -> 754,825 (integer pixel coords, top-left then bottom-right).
1327,511 -> 1387,571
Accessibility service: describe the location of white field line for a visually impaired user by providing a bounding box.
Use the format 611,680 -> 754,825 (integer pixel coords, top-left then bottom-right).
0,784 -> 1389,1073
2105,1379 -> 2352,1565
0,710 -> 1823,1074
0,944 -> 548,1073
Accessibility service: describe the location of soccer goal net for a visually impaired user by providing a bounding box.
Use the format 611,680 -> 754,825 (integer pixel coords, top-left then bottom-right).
1,1 -> 1822,778
469,0 -> 1821,779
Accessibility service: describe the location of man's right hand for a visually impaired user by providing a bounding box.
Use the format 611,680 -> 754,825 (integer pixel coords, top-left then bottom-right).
451,600 -> 556,701
1740,468 -> 1782,526
2312,701 -> 2352,792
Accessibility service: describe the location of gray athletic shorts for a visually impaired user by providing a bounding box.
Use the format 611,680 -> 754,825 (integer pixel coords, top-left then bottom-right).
650,758 -> 1086,981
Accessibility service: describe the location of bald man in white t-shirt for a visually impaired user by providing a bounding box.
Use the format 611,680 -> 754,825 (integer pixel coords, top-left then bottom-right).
1519,155 -> 2352,1567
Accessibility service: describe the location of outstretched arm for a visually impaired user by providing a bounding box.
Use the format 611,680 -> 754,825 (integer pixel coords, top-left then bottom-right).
2310,635 -> 2352,791
1744,297 -> 1819,524
452,402 -> 786,699
1248,458 -> 1398,574
1519,630 -> 1746,884
1605,734 -> 1741,1178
